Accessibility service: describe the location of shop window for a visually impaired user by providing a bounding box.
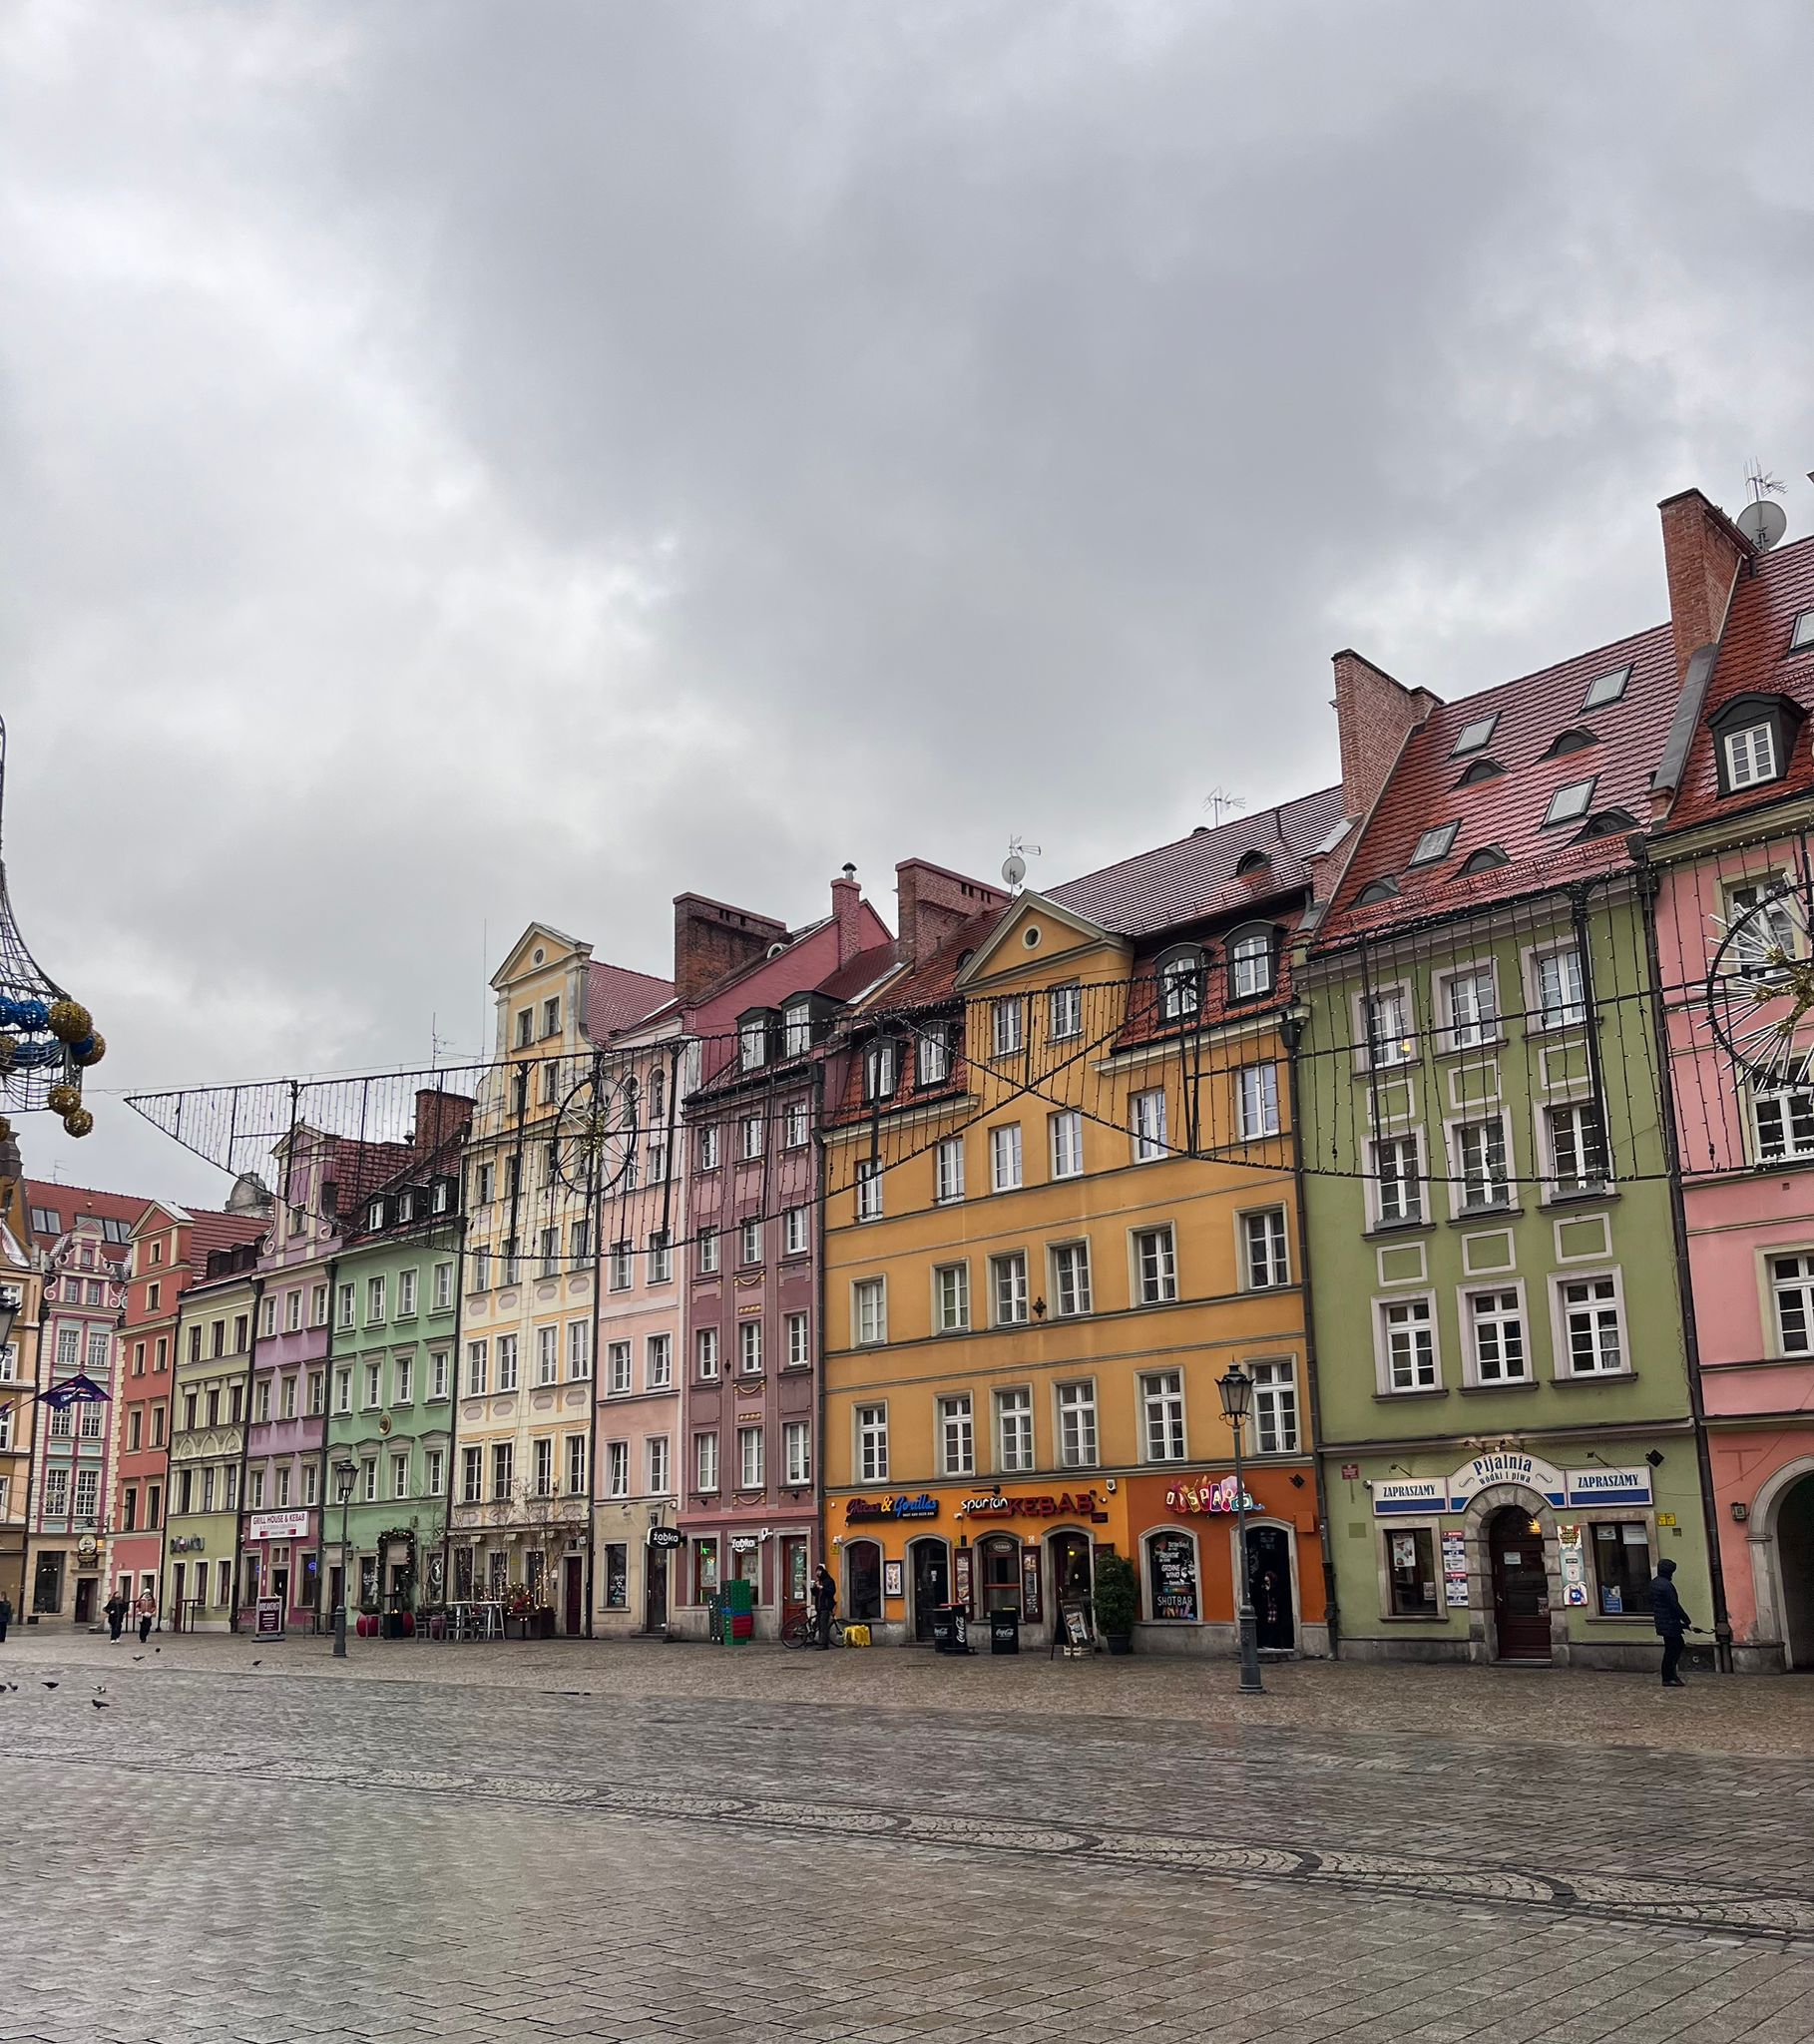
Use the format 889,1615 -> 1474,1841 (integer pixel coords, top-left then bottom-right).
979,1535 -> 1021,1615
1146,1530 -> 1198,1621
845,1539 -> 882,1622
1385,1527 -> 1439,1616
692,1538 -> 719,1605
1589,1523 -> 1653,1617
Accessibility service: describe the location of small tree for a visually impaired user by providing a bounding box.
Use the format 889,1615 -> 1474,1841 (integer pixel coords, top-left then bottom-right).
1094,1552 -> 1138,1641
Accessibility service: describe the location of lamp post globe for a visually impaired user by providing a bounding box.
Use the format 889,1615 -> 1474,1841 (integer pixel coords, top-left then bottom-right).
1216,1363 -> 1264,1696
331,1460 -> 357,1659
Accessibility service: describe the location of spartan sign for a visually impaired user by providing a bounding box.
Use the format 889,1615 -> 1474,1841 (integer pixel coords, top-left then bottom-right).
1706,872 -> 1814,1093
554,1070 -> 640,1195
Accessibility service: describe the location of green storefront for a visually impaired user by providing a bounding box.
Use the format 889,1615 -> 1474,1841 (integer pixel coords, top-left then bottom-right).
323,1173 -> 463,1629
1296,877 -> 1715,1670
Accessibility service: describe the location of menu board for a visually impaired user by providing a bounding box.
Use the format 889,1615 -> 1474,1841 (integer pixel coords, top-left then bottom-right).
1148,1531 -> 1198,1621
1441,1530 -> 1469,1609
1020,1545 -> 1043,1623
953,1548 -> 974,1617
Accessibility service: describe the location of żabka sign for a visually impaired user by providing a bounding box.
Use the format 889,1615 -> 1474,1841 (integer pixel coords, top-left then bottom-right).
958,1491 -> 1110,1524
845,1494 -> 940,1523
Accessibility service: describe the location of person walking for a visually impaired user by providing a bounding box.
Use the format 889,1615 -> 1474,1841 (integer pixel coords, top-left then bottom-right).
136,1587 -> 156,1646
811,1564 -> 836,1650
1650,1557 -> 1691,1687
0,1592 -> 12,1644
103,1590 -> 128,1642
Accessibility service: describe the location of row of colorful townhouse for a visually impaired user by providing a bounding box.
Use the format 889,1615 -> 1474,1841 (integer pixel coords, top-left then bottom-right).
4,482 -> 1810,1673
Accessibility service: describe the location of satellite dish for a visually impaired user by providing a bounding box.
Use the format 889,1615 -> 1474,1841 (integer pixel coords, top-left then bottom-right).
1737,499 -> 1787,551
1001,854 -> 1027,889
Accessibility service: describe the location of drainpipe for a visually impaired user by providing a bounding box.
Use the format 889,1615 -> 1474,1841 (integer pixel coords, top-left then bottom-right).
1631,842 -> 1734,1672
1281,984 -> 1339,1658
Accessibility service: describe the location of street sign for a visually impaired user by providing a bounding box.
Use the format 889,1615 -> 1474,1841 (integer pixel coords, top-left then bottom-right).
647,1526 -> 683,1550
255,1598 -> 285,1638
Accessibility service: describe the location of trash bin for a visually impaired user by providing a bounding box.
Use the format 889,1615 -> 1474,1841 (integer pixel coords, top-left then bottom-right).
989,1607 -> 1021,1656
931,1604 -> 970,1656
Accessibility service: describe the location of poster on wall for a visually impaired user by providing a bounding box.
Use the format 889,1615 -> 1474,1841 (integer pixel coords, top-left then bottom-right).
1441,1530 -> 1468,1608
953,1548 -> 973,1617
1147,1532 -> 1198,1621
1020,1546 -> 1043,1623
1558,1523 -> 1588,1607
883,1559 -> 904,1601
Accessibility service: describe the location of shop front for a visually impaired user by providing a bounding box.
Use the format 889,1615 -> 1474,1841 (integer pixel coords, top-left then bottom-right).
29,1532 -> 104,1625
671,1518 -> 816,1642
832,1483 -> 1128,1648
1326,1440 -> 1712,1670
238,1509 -> 320,1632
1125,1468 -> 1327,1659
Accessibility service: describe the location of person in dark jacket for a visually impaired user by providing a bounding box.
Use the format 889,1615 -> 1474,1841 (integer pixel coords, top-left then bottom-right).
1650,1557 -> 1690,1687
811,1565 -> 836,1650
104,1591 -> 128,1642
0,1592 -> 12,1644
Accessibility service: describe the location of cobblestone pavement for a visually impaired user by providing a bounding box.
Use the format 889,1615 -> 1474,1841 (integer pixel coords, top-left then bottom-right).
2,1635 -> 1812,2042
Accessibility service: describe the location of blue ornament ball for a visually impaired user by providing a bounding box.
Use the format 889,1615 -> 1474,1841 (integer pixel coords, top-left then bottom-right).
15,999 -> 48,1031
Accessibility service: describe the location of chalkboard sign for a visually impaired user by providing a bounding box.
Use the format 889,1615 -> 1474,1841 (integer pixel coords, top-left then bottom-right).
1063,1603 -> 1092,1648
1148,1531 -> 1198,1622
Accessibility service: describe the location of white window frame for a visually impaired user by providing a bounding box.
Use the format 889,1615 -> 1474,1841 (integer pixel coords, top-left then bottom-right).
990,1124 -> 1024,1193
990,1251 -> 1029,1326
1228,929 -> 1273,999
934,1261 -> 970,1333
1050,1239 -> 1093,1317
1048,984 -> 1082,1040
784,1205 -> 810,1256
1374,1291 -> 1441,1394
1550,1268 -> 1628,1380
1367,1128 -> 1426,1230
695,1327 -> 719,1380
1461,1279 -> 1530,1387
1448,1110 -> 1516,1218
1132,1086 -> 1168,1163
1354,981 -> 1416,1071
855,1161 -> 883,1223
1724,722 -> 1778,790
1767,1250 -> 1814,1357
1139,1369 -> 1186,1462
1240,1207 -> 1290,1290
1540,1096 -> 1610,1202
935,1137 -> 966,1205
1056,1379 -> 1098,1468
1132,1224 -> 1177,1305
855,1403 -> 889,1483
1049,1109 -> 1084,1182
1236,1062 -> 1280,1139
607,1340 -> 632,1396
783,1420 -> 811,1487
1249,1358 -> 1298,1454
1752,1085 -> 1814,1164
853,1278 -> 887,1346
992,997 -> 1024,1057
738,1320 -> 763,1374
784,1310 -> 809,1367
1434,960 -> 1500,1054
1527,940 -> 1587,1031
995,1386 -> 1035,1473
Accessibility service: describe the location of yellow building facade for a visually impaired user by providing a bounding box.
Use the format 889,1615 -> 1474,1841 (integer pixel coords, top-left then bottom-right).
822,847 -> 1332,1656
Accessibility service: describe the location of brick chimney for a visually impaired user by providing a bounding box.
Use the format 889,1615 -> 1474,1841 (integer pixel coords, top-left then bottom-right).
414,1089 -> 474,1158
672,894 -> 789,1003
1307,651 -> 1440,904
831,864 -> 864,964
895,858 -> 1009,966
1659,488 -> 1750,685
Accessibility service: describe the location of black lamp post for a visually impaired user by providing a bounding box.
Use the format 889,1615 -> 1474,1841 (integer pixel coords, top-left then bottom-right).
1216,1362 -> 1264,1695
331,1458 -> 356,1659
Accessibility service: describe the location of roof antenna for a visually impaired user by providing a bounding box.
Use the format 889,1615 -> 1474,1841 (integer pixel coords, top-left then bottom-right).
1001,835 -> 1041,893
1737,460 -> 1787,551
1204,787 -> 1246,826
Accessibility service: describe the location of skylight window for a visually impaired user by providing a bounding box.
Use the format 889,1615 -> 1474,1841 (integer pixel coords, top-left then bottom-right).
1581,665 -> 1631,711
1545,777 -> 1596,826
1793,610 -> 1814,652
1409,821 -> 1459,866
1451,714 -> 1498,758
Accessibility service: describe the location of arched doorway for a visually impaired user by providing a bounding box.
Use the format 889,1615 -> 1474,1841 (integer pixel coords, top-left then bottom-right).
977,1535 -> 1021,1615
1049,1529 -> 1093,1622
909,1537 -> 950,1643
1489,1503 -> 1552,1663
844,1539 -> 883,1623
1244,1525 -> 1295,1650
1778,1473 -> 1814,1670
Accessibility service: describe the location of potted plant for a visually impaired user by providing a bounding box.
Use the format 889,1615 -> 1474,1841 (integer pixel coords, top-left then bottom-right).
502,1584 -> 536,1639
1094,1553 -> 1138,1655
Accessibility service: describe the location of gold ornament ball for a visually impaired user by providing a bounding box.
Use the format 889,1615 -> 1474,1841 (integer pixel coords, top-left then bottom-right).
47,1082 -> 81,1115
0,1035 -> 13,1073
0,1115 -> 11,1142
48,1000 -> 93,1044
62,1107 -> 95,1139
74,1032 -> 106,1068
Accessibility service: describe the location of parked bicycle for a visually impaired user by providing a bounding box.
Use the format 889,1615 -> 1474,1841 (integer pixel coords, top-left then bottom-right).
782,1612 -> 845,1649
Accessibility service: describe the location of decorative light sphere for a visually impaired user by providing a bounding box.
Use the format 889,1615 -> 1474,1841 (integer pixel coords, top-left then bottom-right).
0,1036 -> 13,1073
72,1033 -> 105,1068
48,1000 -> 93,1044
47,1082 -> 81,1116
62,1107 -> 95,1139
14,999 -> 48,1032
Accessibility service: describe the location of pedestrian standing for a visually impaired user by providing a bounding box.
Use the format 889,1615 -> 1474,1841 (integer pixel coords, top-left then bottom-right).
1650,1557 -> 1690,1687
104,1590 -> 128,1642
0,1592 -> 12,1644
811,1564 -> 836,1650
136,1587 -> 156,1646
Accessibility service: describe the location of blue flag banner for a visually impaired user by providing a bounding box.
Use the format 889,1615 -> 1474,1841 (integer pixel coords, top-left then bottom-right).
37,1371 -> 111,1410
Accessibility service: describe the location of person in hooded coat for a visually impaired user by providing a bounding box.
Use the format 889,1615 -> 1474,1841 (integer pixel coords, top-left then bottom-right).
1650,1557 -> 1690,1687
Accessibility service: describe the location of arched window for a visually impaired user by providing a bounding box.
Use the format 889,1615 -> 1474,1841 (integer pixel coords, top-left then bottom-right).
1145,1528 -> 1199,1621
1546,727 -> 1598,759
1577,809 -> 1639,840
978,1534 -> 1021,1615
1458,845 -> 1510,876
1234,848 -> 1270,877
1356,877 -> 1400,907
1456,757 -> 1505,787
1156,947 -> 1205,1021
1225,924 -> 1276,1002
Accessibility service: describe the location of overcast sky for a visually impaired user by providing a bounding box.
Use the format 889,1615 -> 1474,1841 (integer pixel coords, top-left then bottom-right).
4,1 -> 1812,1209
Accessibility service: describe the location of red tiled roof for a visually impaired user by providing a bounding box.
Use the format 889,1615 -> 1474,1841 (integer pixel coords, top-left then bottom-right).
586,961 -> 677,1042
1049,788 -> 1345,937
814,939 -> 907,1006
23,1180 -> 157,1232
882,909 -> 1012,1010
1664,533 -> 1814,830
1316,620 -> 1678,946
185,1211 -> 270,1265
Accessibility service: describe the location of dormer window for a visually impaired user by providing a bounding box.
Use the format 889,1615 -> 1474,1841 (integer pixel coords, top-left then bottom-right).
863,1037 -> 898,1101
397,1193 -> 414,1223
1578,809 -> 1639,840
1457,758 -> 1504,787
1547,728 -> 1598,759
1711,694 -> 1803,798
1458,845 -> 1510,876
1234,848 -> 1270,877
1226,925 -> 1276,1001
1790,609 -> 1814,652
1581,665 -> 1630,711
738,1011 -> 775,1074
367,1200 -> 386,1232
916,1022 -> 950,1086
1356,877 -> 1400,906
782,999 -> 813,1059
1544,778 -> 1596,827
1451,713 -> 1498,757
1409,821 -> 1459,867
432,1180 -> 451,1214
1156,947 -> 1205,1021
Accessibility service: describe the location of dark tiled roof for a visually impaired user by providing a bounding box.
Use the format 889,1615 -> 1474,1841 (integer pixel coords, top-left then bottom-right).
586,961 -> 677,1041
186,1212 -> 270,1265
1665,534 -> 1814,831
1049,787 -> 1345,937
1316,621 -> 1678,946
814,939 -> 907,1005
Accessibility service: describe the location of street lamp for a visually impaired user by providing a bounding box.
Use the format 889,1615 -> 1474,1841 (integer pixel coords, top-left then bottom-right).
331,1459 -> 357,1659
1216,1362 -> 1264,1695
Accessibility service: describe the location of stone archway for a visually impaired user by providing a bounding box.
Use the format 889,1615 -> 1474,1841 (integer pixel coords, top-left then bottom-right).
1460,1484 -> 1569,1667
1749,1455 -> 1814,1673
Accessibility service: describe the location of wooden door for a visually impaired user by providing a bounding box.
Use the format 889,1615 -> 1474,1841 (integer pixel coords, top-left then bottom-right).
1489,1506 -> 1552,1662
780,1536 -> 809,1637
564,1555 -> 584,1636
911,1540 -> 950,1642
645,1549 -> 669,1634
